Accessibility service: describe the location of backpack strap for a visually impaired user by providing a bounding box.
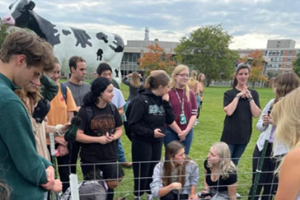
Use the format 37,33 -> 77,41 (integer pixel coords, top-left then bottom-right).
85,106 -> 93,133
60,82 -> 67,103
108,102 -> 116,114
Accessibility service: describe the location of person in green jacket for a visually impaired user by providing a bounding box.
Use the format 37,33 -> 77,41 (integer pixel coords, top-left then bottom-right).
0,31 -> 59,200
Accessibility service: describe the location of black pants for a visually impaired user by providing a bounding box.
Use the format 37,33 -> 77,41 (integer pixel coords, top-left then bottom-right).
132,139 -> 162,197
248,143 -> 281,200
160,192 -> 188,200
197,101 -> 203,118
69,141 -> 81,174
47,144 -> 71,193
80,159 -> 116,200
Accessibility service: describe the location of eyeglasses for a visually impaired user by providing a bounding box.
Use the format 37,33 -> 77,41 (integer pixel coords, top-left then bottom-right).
177,73 -> 189,78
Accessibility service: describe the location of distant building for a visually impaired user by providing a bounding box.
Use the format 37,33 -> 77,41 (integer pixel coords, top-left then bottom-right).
122,30 -> 299,77
236,39 -> 300,76
121,27 -> 179,75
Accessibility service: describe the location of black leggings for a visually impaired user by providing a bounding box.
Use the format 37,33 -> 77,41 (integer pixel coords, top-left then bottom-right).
132,139 -> 163,197
160,192 -> 188,200
248,143 -> 282,200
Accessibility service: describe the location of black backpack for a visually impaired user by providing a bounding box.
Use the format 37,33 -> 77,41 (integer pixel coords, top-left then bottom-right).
124,94 -> 148,141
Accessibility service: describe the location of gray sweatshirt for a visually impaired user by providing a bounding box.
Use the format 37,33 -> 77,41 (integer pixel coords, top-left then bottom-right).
150,160 -> 199,198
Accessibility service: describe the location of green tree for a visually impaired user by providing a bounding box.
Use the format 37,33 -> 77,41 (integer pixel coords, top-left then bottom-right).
293,53 -> 300,77
0,18 -> 8,48
242,50 -> 268,88
175,24 -> 239,86
138,43 -> 176,76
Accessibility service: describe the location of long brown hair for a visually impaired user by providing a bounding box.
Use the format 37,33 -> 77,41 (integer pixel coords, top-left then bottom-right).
162,141 -> 191,187
130,72 -> 141,88
232,63 -> 250,88
273,72 -> 300,104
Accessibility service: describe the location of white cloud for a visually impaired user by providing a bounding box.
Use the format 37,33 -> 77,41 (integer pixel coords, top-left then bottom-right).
230,33 -> 283,49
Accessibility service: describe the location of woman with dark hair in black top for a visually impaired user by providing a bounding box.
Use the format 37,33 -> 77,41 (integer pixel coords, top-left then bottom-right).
76,77 -> 122,178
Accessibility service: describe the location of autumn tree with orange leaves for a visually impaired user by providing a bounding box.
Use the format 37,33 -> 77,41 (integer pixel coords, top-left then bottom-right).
138,43 -> 176,76
242,50 -> 268,88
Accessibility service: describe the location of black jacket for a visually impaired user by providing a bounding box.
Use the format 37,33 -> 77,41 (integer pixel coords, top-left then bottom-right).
128,89 -> 175,142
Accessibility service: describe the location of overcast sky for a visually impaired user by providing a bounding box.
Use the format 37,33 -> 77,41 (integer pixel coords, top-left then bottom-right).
1,0 -> 299,49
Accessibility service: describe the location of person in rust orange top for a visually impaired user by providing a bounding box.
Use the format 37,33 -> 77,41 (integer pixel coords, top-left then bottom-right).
45,58 -> 77,192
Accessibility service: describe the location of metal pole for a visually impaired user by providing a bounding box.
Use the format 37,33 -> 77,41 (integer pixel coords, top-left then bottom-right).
251,125 -> 273,200
49,133 -> 59,200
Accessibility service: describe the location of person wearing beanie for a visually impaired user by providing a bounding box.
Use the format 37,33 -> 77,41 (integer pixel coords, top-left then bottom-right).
221,62 -> 261,166
60,164 -> 125,200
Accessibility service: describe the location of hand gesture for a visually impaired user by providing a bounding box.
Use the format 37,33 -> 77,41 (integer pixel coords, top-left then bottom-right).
154,128 -> 165,138
99,133 -> 115,144
55,137 -> 68,146
41,166 -> 55,190
245,88 -> 252,99
56,145 -> 69,157
61,122 -> 71,134
237,88 -> 247,99
178,130 -> 187,141
51,179 -> 62,193
162,93 -> 169,102
263,113 -> 273,126
171,182 -> 182,190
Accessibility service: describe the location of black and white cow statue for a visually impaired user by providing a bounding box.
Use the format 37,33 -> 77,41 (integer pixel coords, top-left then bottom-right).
3,0 -> 124,83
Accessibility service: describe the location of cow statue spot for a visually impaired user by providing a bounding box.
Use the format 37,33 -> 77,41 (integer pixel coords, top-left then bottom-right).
3,0 -> 124,84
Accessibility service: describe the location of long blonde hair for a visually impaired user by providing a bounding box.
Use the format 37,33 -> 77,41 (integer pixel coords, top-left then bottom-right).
271,87 -> 300,174
130,72 -> 141,88
207,142 -> 236,179
170,65 -> 190,101
188,70 -> 198,87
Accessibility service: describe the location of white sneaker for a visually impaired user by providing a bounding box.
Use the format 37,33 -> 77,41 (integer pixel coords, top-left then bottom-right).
134,196 -> 141,200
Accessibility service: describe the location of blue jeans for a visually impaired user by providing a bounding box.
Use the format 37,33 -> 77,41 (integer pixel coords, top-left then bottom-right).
227,143 -> 248,166
196,95 -> 201,109
163,127 -> 194,155
117,138 -> 126,162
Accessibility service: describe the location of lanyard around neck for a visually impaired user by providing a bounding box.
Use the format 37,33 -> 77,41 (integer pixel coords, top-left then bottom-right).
175,88 -> 185,113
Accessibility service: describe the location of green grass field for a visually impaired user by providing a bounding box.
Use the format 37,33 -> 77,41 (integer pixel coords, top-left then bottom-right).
75,83 -> 274,200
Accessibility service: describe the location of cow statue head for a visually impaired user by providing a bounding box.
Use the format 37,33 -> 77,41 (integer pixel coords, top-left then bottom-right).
4,0 -> 36,28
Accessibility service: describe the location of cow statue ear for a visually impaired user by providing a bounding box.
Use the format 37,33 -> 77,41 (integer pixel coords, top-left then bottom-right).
27,1 -> 36,10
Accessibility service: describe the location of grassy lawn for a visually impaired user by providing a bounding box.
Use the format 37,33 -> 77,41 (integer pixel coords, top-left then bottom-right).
74,82 -> 274,199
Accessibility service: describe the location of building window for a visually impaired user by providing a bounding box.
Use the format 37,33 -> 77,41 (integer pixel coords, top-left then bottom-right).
286,64 -> 290,68
280,50 -> 284,56
287,58 -> 292,62
288,50 -> 293,56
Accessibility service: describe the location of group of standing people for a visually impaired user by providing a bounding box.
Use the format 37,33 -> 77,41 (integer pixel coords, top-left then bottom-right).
1,30 -> 300,200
